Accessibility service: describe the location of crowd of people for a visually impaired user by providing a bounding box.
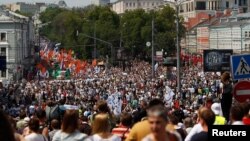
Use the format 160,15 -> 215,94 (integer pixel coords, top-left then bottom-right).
0,59 -> 250,141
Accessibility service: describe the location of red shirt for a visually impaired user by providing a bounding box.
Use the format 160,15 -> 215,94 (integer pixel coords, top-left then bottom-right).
111,125 -> 130,140
243,117 -> 250,125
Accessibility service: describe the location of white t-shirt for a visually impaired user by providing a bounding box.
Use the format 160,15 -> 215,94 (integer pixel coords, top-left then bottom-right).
184,123 -> 203,141
25,133 -> 48,141
86,134 -> 121,141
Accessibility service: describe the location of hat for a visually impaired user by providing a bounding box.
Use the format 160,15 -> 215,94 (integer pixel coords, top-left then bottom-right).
211,103 -> 221,115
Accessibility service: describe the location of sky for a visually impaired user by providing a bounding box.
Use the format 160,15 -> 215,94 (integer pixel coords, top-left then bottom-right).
0,0 -> 117,8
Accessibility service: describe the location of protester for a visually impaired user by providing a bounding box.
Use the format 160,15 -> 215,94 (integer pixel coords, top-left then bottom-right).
220,72 -> 233,122
0,110 -> 16,141
190,108 -> 215,141
86,113 -> 121,141
49,119 -> 60,140
242,102 -> 250,125
0,56 -> 247,141
52,110 -> 87,141
112,112 -> 133,140
211,102 -> 226,125
183,117 -> 193,134
25,118 -> 48,141
142,104 -> 181,141
126,99 -> 169,141
230,104 -> 245,125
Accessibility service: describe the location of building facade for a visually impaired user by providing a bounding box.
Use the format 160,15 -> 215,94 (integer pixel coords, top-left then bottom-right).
5,2 -> 40,14
179,0 -> 250,21
0,10 -> 34,82
112,0 -> 168,14
210,20 -> 250,53
93,0 -> 111,6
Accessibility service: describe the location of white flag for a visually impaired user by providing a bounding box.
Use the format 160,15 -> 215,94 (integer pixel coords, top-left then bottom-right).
154,63 -> 159,71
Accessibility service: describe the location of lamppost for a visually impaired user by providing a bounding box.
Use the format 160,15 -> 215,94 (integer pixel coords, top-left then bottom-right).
176,3 -> 181,93
94,22 -> 97,58
152,19 -> 155,78
146,19 -> 155,79
167,0 -> 189,94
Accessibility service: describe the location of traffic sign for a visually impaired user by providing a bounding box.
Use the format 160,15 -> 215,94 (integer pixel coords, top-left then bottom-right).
233,81 -> 250,102
231,54 -> 250,80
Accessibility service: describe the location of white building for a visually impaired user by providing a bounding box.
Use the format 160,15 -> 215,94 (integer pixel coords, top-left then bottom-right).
0,10 -> 35,81
93,0 -> 111,6
178,0 -> 250,21
209,13 -> 250,53
112,0 -> 168,14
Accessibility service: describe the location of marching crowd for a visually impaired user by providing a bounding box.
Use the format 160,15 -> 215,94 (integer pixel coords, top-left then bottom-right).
0,60 -> 250,141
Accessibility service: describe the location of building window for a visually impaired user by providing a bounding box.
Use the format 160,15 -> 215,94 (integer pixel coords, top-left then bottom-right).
243,0 -> 247,5
129,2 -> 132,7
226,2 -> 229,8
152,2 -> 154,6
0,48 -> 6,56
0,33 -> 7,42
133,3 -> 135,7
138,2 -> 141,6
126,3 -> 128,7
196,2 -> 206,10
0,70 -> 6,77
191,2 -> 194,11
248,31 -> 250,37
245,31 -> 248,37
235,0 -> 237,4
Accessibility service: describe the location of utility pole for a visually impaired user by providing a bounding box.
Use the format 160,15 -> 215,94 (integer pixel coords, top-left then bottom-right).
94,22 -> 97,58
152,19 -> 155,78
241,25 -> 243,53
176,4 -> 181,94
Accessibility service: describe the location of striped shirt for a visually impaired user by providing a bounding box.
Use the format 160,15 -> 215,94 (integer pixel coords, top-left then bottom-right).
112,125 -> 130,140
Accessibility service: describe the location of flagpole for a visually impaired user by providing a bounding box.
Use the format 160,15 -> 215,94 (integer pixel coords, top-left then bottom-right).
152,19 -> 155,78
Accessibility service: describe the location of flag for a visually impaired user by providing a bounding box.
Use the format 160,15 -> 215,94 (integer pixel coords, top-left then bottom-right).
154,63 -> 158,71
36,63 -> 43,69
164,86 -> 175,107
92,59 -> 97,67
53,69 -> 61,79
65,69 -> 71,79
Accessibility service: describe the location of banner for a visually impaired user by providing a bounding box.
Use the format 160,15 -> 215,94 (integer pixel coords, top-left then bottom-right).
203,49 -> 233,72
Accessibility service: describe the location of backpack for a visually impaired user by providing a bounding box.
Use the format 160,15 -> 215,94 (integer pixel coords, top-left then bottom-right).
45,105 -> 61,121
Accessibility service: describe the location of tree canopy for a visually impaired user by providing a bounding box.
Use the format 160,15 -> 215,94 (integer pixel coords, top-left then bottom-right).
39,5 -> 185,60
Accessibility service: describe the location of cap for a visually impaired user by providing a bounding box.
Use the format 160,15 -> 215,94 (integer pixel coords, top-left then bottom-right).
211,103 -> 221,115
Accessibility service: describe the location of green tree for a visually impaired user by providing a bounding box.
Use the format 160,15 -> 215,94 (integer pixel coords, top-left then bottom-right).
79,6 -> 120,59
39,5 -> 186,60
120,5 -> 185,58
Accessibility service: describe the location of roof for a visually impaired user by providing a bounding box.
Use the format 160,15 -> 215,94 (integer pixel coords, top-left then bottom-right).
0,13 -> 13,22
9,11 -> 29,20
236,12 -> 250,18
210,20 -> 250,28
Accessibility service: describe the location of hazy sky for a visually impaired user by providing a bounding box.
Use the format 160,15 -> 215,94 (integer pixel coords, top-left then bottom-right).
0,0 -> 117,8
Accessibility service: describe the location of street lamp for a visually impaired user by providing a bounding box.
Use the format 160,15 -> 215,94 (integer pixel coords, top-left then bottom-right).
166,0 -> 188,94
176,3 -> 181,93
146,18 -> 155,79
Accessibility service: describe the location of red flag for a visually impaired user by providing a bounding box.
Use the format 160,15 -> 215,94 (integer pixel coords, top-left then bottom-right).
92,59 -> 97,67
